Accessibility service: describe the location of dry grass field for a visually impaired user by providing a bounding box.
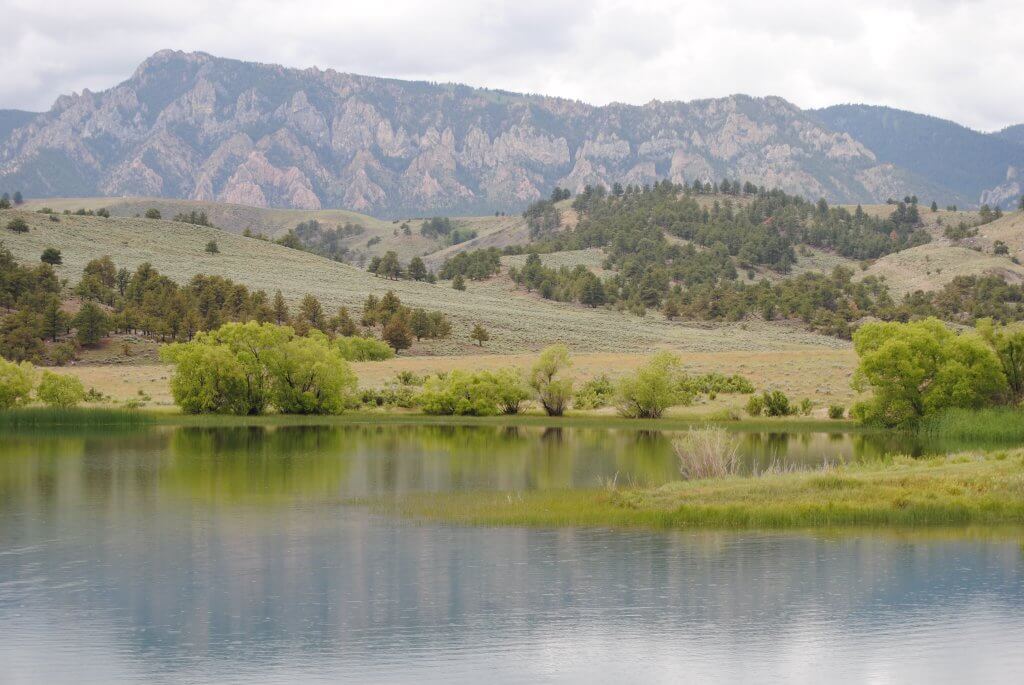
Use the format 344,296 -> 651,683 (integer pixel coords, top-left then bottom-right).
0,208 -> 847,355
861,241 -> 1024,297
52,348 -> 860,415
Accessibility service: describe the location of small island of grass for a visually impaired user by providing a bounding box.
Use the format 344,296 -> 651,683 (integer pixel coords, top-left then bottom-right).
382,449 -> 1024,530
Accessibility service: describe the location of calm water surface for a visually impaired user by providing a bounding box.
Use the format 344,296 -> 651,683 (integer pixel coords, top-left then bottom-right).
1,425 -> 1022,683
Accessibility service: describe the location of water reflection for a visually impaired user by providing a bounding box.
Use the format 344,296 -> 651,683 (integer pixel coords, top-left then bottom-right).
0,426 -> 1023,682
0,423 -> 1008,503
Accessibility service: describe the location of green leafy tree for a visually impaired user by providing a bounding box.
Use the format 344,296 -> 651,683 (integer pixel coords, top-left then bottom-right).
73,302 -> 110,346
36,371 -> 86,408
268,335 -> 357,414
977,318 -> 1024,404
0,310 -> 45,362
852,318 -> 1006,426
161,322 -> 293,415
0,356 -> 35,409
160,342 -> 249,414
40,248 -> 62,265
12,191 -> 22,205
529,344 -> 572,416
615,351 -> 693,419
452,274 -> 466,291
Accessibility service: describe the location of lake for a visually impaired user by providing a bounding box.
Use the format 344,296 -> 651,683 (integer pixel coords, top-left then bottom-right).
1,424 -> 1023,683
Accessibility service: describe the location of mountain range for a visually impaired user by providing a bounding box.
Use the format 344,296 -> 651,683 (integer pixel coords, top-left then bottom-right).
0,50 -> 1021,216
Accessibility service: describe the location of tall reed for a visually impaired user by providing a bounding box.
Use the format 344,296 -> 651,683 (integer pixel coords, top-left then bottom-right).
674,427 -> 740,479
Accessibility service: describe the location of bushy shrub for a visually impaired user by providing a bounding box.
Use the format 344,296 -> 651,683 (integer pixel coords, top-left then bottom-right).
529,345 -> 573,416
683,372 -> 755,396
828,404 -> 845,420
615,351 -> 694,418
762,390 -> 794,417
335,335 -> 395,361
745,394 -> 764,416
36,371 -> 86,408
574,374 -> 615,409
0,357 -> 36,410
360,386 -> 418,409
418,370 -> 527,416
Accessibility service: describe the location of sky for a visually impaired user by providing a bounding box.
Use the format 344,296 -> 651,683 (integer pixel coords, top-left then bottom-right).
1,0 -> 1021,132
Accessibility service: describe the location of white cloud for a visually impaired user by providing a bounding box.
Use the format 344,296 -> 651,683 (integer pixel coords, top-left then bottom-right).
0,0 -> 1021,131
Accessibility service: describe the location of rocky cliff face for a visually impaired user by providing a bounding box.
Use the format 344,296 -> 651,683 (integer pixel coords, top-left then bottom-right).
0,50 -> 926,215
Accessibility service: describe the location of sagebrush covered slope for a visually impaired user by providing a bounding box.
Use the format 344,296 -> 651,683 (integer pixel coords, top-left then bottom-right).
0,209 -> 844,353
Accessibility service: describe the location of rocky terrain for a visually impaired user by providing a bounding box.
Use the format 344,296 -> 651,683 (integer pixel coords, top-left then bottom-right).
1,50 -> 1020,215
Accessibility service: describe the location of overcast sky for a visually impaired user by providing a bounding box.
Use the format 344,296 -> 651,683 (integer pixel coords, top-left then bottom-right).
2,0 -> 1020,131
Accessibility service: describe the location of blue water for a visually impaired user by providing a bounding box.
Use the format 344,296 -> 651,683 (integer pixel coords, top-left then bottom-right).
0,425 -> 1022,683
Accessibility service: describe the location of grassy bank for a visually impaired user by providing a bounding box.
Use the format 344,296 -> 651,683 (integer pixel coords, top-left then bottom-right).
0,407 -> 154,428
0,406 -> 862,432
382,451 -> 1024,529
920,408 -> 1024,442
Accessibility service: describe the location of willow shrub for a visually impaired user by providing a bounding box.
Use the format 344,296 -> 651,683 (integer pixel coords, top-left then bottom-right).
418,369 -> 530,416
161,322 -> 358,415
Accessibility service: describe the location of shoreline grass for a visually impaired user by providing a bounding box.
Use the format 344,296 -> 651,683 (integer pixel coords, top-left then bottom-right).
16,405 -> 868,432
379,451 -> 1024,530
920,408 -> 1024,442
0,407 -> 154,427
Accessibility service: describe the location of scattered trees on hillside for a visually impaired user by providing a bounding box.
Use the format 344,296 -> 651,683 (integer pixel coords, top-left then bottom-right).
6,218 -> 28,233
470,323 -> 490,347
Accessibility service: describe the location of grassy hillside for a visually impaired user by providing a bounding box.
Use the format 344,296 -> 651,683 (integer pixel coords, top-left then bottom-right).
0,208 -> 843,354
19,196 -> 531,264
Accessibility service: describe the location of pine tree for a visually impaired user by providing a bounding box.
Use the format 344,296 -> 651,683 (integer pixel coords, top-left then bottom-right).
410,308 -> 431,340
273,290 -> 289,324
41,299 -> 68,341
73,302 -> 109,346
452,274 -> 466,291
382,313 -> 412,352
408,256 -> 428,281
470,323 -> 490,347
299,294 -> 325,330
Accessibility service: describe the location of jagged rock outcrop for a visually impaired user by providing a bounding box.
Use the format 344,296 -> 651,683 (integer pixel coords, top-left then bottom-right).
0,50 -> 940,215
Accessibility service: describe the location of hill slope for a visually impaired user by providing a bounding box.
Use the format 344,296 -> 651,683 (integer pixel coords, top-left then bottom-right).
815,105 -> 1024,209
0,208 -> 843,354
1,50 -> 926,215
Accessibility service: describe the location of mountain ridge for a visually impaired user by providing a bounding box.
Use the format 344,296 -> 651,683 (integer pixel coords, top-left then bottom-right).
0,50 -> 1019,215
